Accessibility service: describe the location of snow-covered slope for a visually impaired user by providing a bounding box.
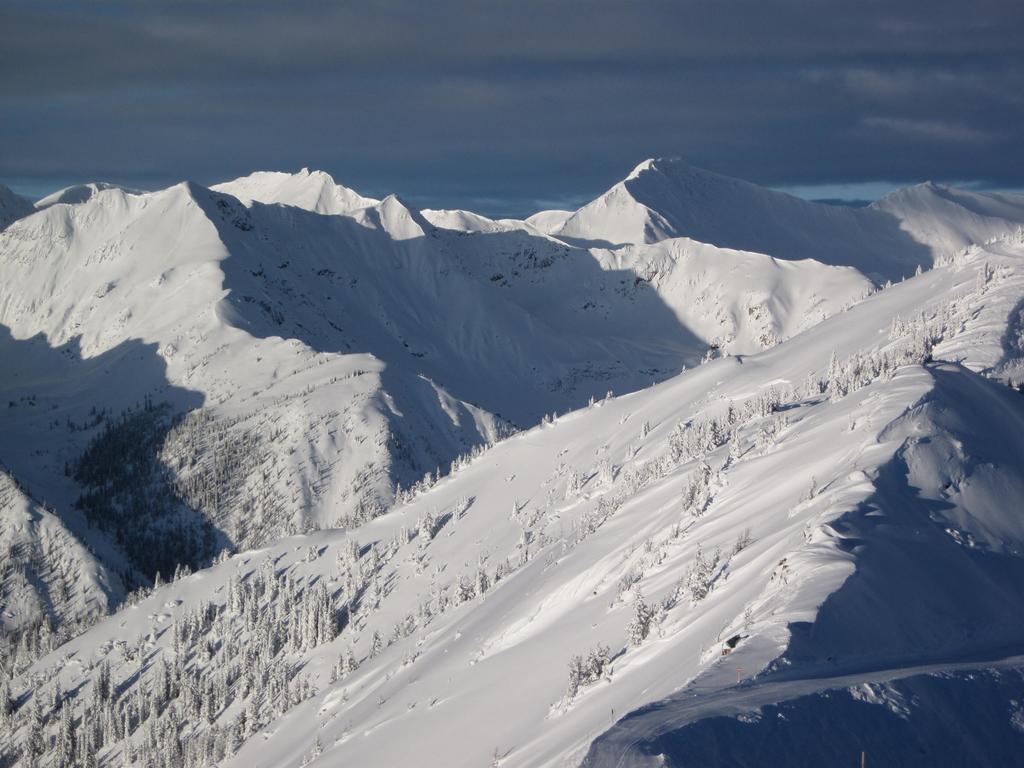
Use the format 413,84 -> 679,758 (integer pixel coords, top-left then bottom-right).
526,209 -> 574,235
0,182 -> 507,589
420,207 -> 526,234
585,356 -> 1024,767
596,238 -> 872,352
3,161 -> 1024,768
0,171 -> 873,605
0,466 -> 111,635
34,182 -> 141,211
4,230 -> 1023,767
873,181 -> 1024,259
550,159 -> 1024,280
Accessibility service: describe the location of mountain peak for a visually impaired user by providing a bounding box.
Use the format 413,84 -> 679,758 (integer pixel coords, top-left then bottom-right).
362,193 -> 432,239
34,181 -> 140,210
212,168 -> 378,216
626,157 -> 660,179
626,156 -> 689,180
553,159 -> 942,277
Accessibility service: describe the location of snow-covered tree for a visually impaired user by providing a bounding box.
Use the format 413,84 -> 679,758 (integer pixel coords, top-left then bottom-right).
417,509 -> 437,543
586,644 -> 611,682
728,430 -> 743,462
685,544 -> 721,603
369,630 -> 383,659
57,697 -> 78,766
475,561 -> 491,597
566,654 -> 586,700
0,679 -> 11,730
627,591 -> 653,646
565,469 -> 584,499
23,696 -> 46,768
681,461 -> 713,518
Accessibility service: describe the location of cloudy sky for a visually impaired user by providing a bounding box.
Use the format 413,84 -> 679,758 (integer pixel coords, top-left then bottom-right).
2,0 -> 1022,216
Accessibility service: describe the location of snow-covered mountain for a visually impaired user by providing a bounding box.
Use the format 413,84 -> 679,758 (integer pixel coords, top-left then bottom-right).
2,160 -> 1024,768
34,182 -> 142,211
873,181 -> 1024,259
211,169 -> 379,216
0,168 -> 874,599
547,159 -> 1024,280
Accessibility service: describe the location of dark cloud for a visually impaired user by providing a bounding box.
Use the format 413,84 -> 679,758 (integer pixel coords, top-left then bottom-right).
1,0 -> 1022,216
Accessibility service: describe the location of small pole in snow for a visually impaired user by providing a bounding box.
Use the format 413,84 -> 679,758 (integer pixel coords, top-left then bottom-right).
736,666 -> 744,683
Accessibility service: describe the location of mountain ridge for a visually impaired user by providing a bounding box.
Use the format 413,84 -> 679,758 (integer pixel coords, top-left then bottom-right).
1,161 -> 1024,768
550,158 -> 1024,280
4,232 -> 1023,767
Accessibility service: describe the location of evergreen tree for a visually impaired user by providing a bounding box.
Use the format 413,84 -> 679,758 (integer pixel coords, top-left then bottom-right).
0,679 -> 11,729
417,509 -> 437,543
57,699 -> 78,766
343,647 -> 359,676
826,350 -> 843,398
474,562 -> 491,597
686,544 -> 720,602
23,696 -> 46,768
566,654 -> 586,700
626,591 -> 653,646
96,658 -> 113,703
586,644 -> 611,682
369,630 -> 383,658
